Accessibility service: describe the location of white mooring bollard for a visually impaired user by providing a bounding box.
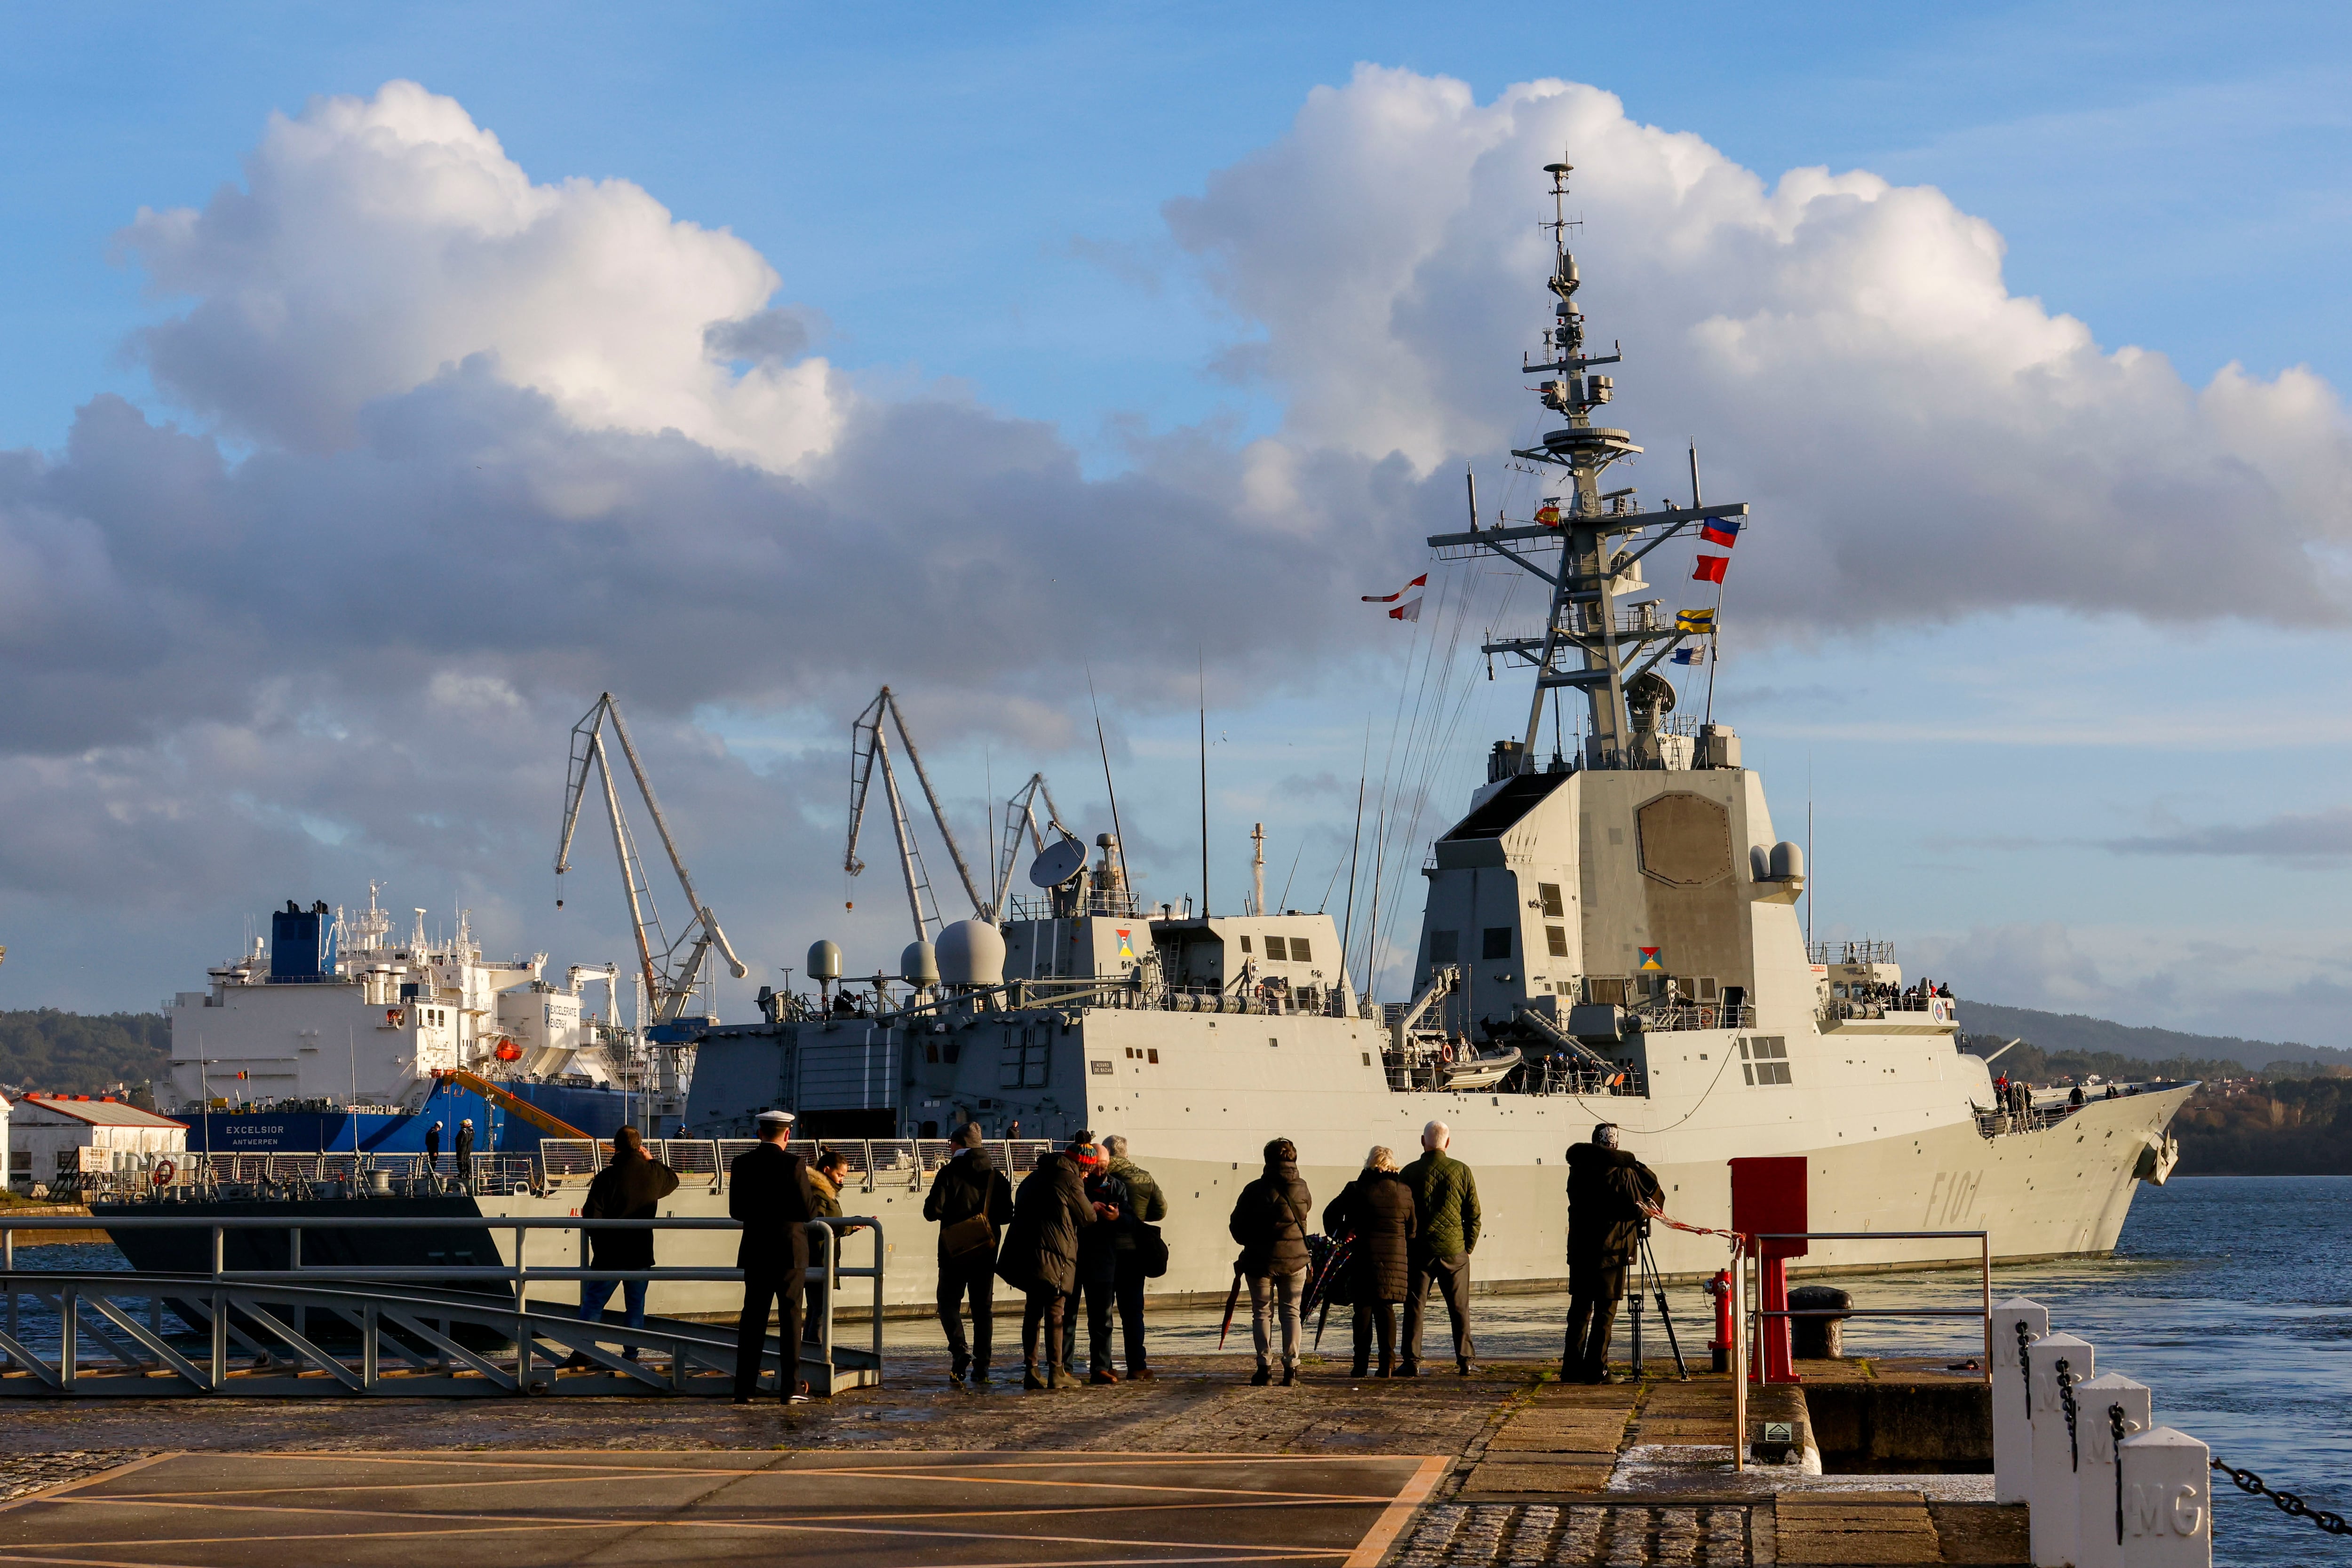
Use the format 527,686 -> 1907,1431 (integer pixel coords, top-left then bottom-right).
1994,1296 -> 2050,1506
2029,1330 -> 2095,1567
2117,1427 -> 2211,1567
2072,1372 -> 2153,1568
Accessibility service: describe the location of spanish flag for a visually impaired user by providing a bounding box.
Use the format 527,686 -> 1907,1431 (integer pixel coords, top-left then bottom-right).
1534,502 -> 1561,527
1675,608 -> 1715,633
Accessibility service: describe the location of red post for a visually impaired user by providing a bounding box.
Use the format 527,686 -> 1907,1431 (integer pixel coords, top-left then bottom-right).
1703,1268 -> 1733,1374
1728,1155 -> 1808,1385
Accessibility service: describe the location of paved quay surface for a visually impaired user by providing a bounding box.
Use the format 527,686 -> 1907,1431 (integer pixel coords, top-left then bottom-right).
0,1354 -> 2028,1566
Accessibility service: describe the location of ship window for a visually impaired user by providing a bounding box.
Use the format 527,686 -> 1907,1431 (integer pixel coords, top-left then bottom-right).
1147,1049 -> 1159,1064
1545,926 -> 1569,958
1587,977 -> 1628,1006
1482,928 -> 1513,960
1675,976 -> 1696,1001
1268,1037 -> 1280,1049
1743,1063 -> 1754,1085
1239,935 -> 1253,954
1264,936 -> 1288,961
1753,1036 -> 1788,1060
1429,930 -> 1460,963
1538,883 -> 1565,918
1756,1062 -> 1794,1085
1699,978 -> 1718,1003
1290,937 -> 1311,962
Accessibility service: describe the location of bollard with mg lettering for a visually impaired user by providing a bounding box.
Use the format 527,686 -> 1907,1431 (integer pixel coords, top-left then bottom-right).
2073,1372 -> 2152,1568
1994,1296 -> 2050,1506
2028,1330 -> 2094,1567
2117,1427 -> 2210,1567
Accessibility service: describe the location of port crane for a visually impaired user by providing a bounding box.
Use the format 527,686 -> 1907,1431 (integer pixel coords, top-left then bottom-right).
988,772 -> 1079,921
556,693 -> 747,1025
845,687 -> 986,944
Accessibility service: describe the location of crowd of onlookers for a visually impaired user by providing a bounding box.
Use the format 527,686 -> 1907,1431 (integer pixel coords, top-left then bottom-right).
574,1111 -> 1665,1402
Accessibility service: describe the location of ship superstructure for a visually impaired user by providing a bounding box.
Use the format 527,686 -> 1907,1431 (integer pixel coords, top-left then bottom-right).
158,885 -> 682,1148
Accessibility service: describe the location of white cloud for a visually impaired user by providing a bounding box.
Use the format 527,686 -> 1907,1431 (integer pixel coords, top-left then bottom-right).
7,71 -> 2352,1012
1168,66 -> 2352,629
123,82 -> 847,472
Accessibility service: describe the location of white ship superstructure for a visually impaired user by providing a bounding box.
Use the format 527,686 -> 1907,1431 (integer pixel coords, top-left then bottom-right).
161,885 -> 642,1114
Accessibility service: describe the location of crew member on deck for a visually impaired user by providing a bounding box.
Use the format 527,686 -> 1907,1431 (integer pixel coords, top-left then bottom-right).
1561,1122 -> 1662,1384
731,1109 -> 819,1404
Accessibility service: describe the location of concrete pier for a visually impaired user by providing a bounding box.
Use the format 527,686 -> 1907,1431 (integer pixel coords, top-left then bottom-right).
0,1354 -> 2027,1566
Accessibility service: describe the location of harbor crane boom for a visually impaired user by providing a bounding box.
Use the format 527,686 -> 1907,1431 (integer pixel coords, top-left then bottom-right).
987,772 -> 1076,921
846,687 -> 984,943
555,694 -> 747,1024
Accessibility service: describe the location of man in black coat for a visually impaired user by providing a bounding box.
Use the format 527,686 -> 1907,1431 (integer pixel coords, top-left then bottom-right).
923,1123 -> 1013,1385
424,1120 -> 443,1177
731,1108 -> 819,1404
573,1125 -> 679,1364
1562,1122 -> 1662,1384
453,1118 -> 476,1189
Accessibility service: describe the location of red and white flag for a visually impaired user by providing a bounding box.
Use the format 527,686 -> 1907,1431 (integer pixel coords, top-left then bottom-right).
1361,572 -> 1428,604
1388,596 -> 1423,622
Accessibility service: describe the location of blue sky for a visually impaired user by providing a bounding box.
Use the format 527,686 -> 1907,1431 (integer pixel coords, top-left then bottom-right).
0,2 -> 2347,1045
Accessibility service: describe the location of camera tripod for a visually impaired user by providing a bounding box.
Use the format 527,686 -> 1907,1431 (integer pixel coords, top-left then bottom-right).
1623,1221 -> 1689,1380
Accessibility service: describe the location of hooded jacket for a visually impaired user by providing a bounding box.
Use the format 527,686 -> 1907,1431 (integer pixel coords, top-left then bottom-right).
996,1153 -> 1095,1295
1323,1170 -> 1417,1303
923,1144 -> 1014,1261
1102,1156 -> 1168,1251
581,1146 -> 681,1270
1229,1158 -> 1313,1277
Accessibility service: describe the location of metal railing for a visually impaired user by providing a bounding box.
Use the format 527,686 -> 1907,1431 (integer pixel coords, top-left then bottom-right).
1728,1228 -> 1991,1473
1634,1001 -> 1758,1033
1821,994 -> 1954,1023
0,1212 -> 882,1398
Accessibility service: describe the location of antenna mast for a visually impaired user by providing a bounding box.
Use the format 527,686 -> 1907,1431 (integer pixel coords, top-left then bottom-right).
1424,158 -> 1752,773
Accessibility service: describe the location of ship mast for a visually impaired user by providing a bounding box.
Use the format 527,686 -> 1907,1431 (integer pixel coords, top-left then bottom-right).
1426,160 -> 1752,772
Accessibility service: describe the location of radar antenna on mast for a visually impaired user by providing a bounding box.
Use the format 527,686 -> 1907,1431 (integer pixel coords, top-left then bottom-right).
555,694 -> 748,1025
846,687 -> 985,943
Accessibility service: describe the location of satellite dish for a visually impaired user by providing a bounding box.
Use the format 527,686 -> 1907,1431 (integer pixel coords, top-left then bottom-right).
1028,835 -> 1088,889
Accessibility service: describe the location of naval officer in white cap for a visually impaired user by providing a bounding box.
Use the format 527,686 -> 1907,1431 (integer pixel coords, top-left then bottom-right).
731,1109 -> 820,1402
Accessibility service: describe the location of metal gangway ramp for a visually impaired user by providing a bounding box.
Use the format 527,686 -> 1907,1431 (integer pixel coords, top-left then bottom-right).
0,1214 -> 882,1397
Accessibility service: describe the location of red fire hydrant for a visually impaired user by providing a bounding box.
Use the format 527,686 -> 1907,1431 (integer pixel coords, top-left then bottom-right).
1702,1269 -> 1733,1373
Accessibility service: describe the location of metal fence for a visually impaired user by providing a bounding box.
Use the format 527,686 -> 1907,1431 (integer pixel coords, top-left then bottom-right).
532,1137 -> 1062,1189
0,1212 -> 882,1398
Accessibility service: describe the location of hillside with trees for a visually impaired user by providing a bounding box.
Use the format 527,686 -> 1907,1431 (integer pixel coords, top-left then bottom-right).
0,1009 -> 171,1098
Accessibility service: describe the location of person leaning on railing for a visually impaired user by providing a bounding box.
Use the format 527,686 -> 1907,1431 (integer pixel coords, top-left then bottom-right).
569,1125 -> 678,1367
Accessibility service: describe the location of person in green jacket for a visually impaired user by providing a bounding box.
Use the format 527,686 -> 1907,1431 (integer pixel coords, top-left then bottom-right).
1100,1135 -> 1169,1378
1400,1118 -> 1481,1376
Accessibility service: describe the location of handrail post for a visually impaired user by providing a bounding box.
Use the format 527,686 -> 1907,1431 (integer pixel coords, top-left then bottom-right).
513,1225 -> 529,1388
1980,1232 -> 1992,1384
211,1224 -> 224,1280
1730,1235 -> 1747,1472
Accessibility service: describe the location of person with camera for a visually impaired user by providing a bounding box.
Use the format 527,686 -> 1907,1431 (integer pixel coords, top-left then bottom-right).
1068,1140 -> 1137,1383
1229,1137 -> 1313,1386
1098,1134 -> 1168,1380
1561,1122 -> 1663,1384
924,1123 -> 1013,1386
1322,1144 -> 1416,1378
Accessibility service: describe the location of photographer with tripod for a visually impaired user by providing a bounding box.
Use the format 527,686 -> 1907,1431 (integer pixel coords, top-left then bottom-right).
1561,1123 -> 1663,1384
